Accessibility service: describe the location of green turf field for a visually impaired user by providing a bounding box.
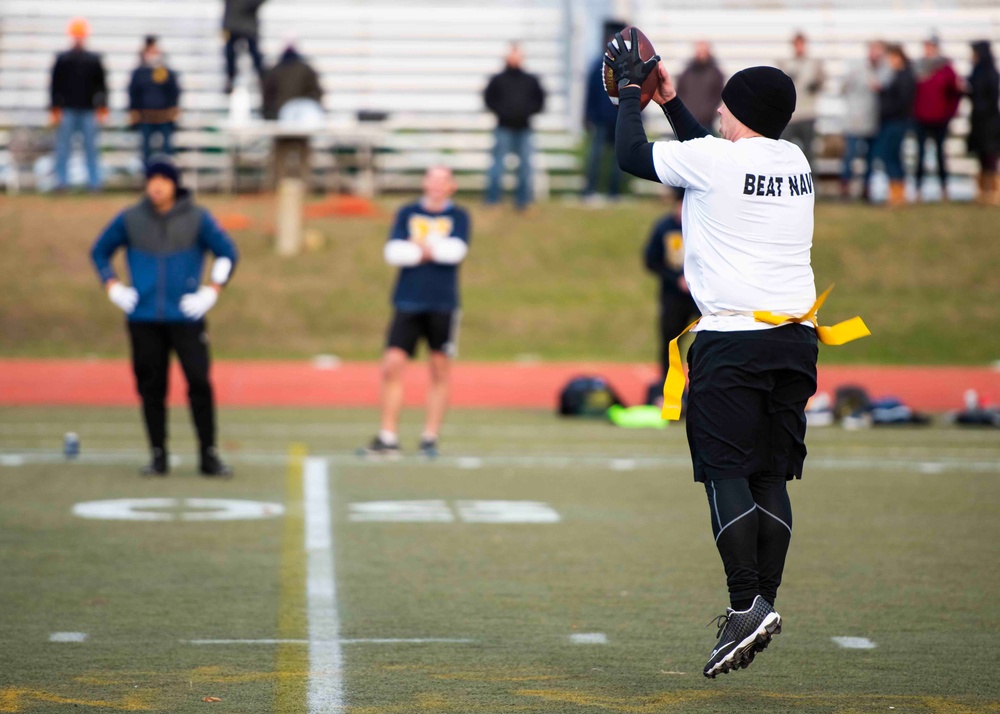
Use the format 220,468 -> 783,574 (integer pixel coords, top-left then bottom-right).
2,195 -> 999,364
1,407 -> 999,713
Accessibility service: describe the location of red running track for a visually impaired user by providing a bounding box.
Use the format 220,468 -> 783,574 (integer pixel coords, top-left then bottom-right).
0,359 -> 997,411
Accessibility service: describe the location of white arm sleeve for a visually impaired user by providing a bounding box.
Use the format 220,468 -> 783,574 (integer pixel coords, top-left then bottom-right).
651,137 -> 721,191
384,239 -> 423,267
429,237 -> 468,265
210,257 -> 233,285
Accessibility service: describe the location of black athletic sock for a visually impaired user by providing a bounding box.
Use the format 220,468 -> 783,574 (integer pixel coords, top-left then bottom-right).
705,478 -> 761,609
749,473 -> 793,607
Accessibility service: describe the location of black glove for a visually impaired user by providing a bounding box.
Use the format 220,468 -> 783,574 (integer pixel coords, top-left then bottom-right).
604,28 -> 660,90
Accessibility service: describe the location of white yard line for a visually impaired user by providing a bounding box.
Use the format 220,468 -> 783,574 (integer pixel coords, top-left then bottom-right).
2,450 -> 999,473
185,638 -> 474,645
303,456 -> 344,713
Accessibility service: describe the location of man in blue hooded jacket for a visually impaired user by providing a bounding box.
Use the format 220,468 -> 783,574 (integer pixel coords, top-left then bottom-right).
91,156 -> 239,477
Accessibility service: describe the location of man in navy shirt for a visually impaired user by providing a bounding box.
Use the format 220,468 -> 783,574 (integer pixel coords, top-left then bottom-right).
91,156 -> 239,477
361,166 -> 470,458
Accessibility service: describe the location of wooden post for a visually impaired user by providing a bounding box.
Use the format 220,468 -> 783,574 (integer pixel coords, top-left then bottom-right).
276,177 -> 305,256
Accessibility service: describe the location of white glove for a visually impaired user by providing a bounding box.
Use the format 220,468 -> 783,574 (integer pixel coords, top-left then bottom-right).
107,282 -> 139,314
179,286 -> 219,320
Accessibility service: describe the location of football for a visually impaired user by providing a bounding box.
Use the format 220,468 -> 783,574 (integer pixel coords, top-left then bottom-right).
603,26 -> 659,109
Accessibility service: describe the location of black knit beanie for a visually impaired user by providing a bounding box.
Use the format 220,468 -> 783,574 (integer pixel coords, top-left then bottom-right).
146,155 -> 180,187
720,66 -> 796,140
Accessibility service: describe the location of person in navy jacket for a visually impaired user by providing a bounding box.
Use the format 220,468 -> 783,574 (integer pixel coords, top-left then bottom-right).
90,156 -> 239,477
128,36 -> 181,166
360,166 -> 470,459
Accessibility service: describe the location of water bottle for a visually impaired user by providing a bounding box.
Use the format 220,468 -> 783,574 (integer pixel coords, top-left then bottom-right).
64,432 -> 80,459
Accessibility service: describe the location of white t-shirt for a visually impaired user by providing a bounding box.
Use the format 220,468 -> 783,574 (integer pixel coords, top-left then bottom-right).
652,136 -> 817,332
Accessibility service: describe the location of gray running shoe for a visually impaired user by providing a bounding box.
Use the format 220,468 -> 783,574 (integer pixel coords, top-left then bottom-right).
418,438 -> 438,459
357,436 -> 401,460
703,595 -> 782,678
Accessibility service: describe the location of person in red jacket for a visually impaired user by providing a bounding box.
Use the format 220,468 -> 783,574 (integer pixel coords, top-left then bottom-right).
913,36 -> 962,201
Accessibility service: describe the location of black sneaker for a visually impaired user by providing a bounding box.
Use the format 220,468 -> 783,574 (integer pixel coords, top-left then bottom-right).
200,447 -> 233,479
140,448 -> 168,477
418,438 -> 438,459
357,436 -> 401,460
703,595 -> 781,678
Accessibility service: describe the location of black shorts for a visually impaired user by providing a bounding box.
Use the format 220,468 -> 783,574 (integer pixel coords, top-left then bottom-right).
685,324 -> 818,483
386,310 -> 460,357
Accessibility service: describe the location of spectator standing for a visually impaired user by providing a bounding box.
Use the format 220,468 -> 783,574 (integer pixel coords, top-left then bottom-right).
50,18 -> 107,192
877,44 -> 916,207
90,157 -> 239,478
643,188 -> 698,384
913,36 -> 962,200
360,167 -> 470,459
582,23 -> 626,203
966,41 -> 1000,205
484,43 -> 546,211
223,0 -> 267,94
675,41 -> 725,131
129,36 -> 181,167
778,33 -> 825,168
840,41 -> 887,200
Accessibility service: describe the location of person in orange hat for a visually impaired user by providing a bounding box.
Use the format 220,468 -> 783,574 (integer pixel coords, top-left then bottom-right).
50,17 -> 108,191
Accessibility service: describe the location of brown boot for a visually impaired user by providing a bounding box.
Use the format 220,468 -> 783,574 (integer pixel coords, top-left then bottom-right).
988,172 -> 1000,206
975,172 -> 989,205
887,180 -> 906,208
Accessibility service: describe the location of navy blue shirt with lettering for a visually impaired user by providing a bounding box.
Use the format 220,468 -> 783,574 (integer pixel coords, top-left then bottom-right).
388,201 -> 470,313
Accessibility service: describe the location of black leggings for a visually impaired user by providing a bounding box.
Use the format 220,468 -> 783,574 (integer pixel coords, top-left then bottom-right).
915,122 -> 949,189
128,320 -> 216,453
705,474 -> 793,610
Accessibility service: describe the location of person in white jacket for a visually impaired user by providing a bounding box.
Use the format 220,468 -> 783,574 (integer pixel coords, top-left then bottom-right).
360,166 -> 470,459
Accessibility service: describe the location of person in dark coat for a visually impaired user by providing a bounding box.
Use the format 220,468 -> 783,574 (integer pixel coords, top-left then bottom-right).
222,0 -> 267,93
90,156 -> 239,478
262,44 -> 323,120
643,188 -> 699,383
483,43 -> 546,210
875,44 -> 916,207
129,36 -> 181,166
965,41 -> 1000,205
582,22 -> 625,202
675,41 -> 725,131
50,18 -> 107,191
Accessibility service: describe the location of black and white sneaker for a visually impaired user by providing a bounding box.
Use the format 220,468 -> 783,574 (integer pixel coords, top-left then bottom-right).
200,447 -> 234,479
140,448 -> 168,477
418,438 -> 438,459
703,595 -> 782,678
357,436 -> 401,460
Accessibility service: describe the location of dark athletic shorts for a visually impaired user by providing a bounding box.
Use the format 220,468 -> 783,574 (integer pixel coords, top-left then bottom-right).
386,310 -> 460,358
685,324 -> 818,483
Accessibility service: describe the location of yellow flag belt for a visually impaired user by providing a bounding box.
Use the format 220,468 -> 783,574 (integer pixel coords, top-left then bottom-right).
661,285 -> 871,421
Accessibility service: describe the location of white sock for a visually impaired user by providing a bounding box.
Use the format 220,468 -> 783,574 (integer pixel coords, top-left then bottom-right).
421,432 -> 437,443
378,430 -> 399,446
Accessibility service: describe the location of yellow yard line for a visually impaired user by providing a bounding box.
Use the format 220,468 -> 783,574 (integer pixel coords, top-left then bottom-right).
274,443 -> 309,712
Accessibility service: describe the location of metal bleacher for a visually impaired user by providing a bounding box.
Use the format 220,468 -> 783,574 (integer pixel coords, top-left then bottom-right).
1,0 -> 999,195
0,0 -> 578,193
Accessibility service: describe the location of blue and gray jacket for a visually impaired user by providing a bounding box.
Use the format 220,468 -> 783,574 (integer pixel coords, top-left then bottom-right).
90,191 -> 239,322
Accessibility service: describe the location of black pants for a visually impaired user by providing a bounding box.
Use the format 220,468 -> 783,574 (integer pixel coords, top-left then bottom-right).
686,325 -> 817,609
128,321 -> 215,453
225,33 -> 264,82
915,122 -> 950,189
658,292 -> 699,381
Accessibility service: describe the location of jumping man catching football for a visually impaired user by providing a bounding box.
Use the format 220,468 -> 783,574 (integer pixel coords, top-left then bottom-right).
605,29 -> 867,678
